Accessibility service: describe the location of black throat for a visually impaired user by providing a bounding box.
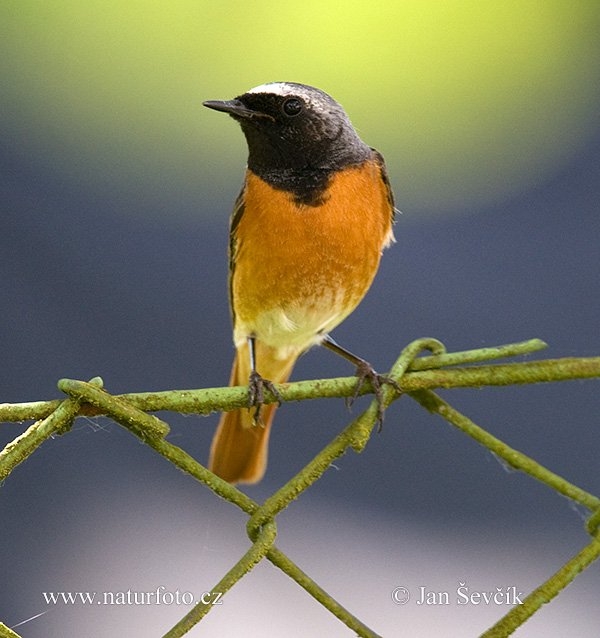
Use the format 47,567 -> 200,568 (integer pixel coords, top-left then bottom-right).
248,164 -> 338,207
240,119 -> 372,207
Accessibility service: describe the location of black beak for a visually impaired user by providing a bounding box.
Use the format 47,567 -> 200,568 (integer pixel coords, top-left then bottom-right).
202,99 -> 273,121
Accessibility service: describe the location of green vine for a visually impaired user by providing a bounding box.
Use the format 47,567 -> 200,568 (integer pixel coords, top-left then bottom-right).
1,338 -> 599,638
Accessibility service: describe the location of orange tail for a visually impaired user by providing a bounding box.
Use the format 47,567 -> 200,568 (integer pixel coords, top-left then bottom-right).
209,341 -> 297,484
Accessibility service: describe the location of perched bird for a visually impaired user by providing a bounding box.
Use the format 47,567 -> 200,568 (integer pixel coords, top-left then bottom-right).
203,82 -> 396,484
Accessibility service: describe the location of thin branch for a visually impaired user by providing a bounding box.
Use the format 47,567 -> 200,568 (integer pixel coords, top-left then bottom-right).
52,375 -> 383,638
2,338 -> 599,638
480,532 -> 600,638
161,522 -> 278,638
0,622 -> 23,638
57,378 -> 170,439
409,387 -> 600,637
0,378 -> 102,483
409,389 -> 600,513
1,341 -> 598,425
266,546 -> 384,638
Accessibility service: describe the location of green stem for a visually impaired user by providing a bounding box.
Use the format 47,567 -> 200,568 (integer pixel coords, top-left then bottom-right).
0,622 -> 22,638
0,378 -> 102,483
125,412 -> 385,638
244,339 -> 440,538
409,389 -> 600,511
406,338 -> 547,370
161,522 -> 278,638
242,342 -> 443,637
124,425 -> 257,516
248,403 -> 379,538
409,388 -> 600,635
2,355 -> 598,424
52,382 -> 378,638
4,338 -> 586,425
266,546 -> 383,638
480,532 -> 600,638
2,339 -> 599,638
57,378 -> 170,439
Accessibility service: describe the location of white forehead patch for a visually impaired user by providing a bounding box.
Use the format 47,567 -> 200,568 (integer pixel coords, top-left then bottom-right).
246,82 -> 301,97
244,82 -> 342,120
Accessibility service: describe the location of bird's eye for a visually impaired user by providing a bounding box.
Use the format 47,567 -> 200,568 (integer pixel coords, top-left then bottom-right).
282,97 -> 303,117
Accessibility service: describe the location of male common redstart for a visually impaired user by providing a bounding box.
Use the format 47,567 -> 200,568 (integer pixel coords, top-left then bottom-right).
203,82 -> 396,484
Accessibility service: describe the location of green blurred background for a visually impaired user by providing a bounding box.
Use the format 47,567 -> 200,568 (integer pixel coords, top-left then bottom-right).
2,0 -> 599,216
1,2 -> 599,636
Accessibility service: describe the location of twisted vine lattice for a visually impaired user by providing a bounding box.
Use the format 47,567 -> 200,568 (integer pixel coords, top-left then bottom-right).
1,338 -> 599,637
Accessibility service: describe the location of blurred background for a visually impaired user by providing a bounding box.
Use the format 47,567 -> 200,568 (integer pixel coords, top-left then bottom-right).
1,1 -> 599,636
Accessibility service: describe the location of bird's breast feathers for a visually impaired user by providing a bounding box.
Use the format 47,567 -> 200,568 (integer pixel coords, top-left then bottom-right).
231,159 -> 394,356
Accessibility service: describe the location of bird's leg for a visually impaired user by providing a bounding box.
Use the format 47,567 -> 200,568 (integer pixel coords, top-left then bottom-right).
247,335 -> 282,425
321,334 -> 401,431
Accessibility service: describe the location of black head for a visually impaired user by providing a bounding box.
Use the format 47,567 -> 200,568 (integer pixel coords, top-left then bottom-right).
203,83 -> 371,197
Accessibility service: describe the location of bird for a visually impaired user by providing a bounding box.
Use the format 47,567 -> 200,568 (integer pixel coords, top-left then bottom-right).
203,82 -> 396,484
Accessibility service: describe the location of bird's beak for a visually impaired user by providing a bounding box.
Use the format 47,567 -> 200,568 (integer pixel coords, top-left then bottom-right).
202,99 -> 274,121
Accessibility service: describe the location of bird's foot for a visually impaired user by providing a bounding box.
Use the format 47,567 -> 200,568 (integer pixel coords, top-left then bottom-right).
248,370 -> 282,425
347,361 -> 401,432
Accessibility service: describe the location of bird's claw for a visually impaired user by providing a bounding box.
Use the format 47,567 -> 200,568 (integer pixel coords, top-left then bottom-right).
346,361 -> 401,432
248,370 -> 282,425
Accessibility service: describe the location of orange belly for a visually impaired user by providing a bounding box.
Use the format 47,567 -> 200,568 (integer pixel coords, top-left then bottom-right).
231,160 -> 394,356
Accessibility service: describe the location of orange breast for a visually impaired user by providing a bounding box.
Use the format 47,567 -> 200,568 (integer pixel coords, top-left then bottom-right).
231,159 -> 394,353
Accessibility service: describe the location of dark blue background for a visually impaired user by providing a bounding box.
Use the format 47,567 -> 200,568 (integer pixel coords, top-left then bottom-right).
1,105 -> 599,636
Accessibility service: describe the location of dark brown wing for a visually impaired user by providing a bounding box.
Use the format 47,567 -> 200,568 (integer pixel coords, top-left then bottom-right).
371,148 -> 396,225
227,182 -> 246,325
